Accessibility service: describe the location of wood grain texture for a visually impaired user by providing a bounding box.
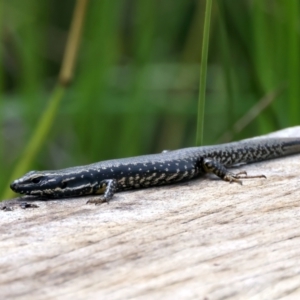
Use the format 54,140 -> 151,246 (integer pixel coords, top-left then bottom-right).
1,127 -> 300,300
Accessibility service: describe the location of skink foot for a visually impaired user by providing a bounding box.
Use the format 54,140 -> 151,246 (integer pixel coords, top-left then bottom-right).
203,158 -> 267,185
86,197 -> 109,205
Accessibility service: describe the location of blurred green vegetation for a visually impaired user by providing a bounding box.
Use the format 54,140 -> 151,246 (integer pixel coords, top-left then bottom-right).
1,0 -> 300,199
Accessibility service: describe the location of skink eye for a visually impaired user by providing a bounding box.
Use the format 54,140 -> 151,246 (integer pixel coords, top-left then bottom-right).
31,177 -> 43,184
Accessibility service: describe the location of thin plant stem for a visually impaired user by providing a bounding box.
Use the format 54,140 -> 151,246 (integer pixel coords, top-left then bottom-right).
196,0 -> 212,146
2,85 -> 65,199
2,0 -> 88,200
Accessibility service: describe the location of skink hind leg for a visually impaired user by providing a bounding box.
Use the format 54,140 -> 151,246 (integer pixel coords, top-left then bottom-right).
87,179 -> 117,205
202,158 -> 266,185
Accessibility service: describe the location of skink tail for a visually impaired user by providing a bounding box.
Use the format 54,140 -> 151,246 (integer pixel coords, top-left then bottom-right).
282,138 -> 300,155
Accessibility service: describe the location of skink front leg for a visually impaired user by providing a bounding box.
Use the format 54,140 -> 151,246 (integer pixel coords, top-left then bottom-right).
87,179 -> 117,205
202,158 -> 266,184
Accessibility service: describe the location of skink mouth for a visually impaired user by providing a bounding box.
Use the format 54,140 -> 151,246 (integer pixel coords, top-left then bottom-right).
10,180 -> 33,195
10,181 -> 20,192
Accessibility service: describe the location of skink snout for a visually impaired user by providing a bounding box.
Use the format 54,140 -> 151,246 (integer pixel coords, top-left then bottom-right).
10,181 -> 18,192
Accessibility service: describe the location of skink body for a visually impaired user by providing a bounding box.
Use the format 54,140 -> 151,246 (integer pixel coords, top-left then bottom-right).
10,138 -> 300,204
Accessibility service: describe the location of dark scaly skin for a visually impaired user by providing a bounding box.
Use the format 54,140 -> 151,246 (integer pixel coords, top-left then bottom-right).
10,138 -> 300,204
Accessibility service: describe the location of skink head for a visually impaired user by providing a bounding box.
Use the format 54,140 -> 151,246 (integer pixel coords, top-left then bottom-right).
10,170 -> 99,198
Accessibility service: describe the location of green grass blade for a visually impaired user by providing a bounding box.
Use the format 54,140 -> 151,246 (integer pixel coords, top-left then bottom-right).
196,0 -> 212,146
2,85 -> 65,199
286,0 -> 300,125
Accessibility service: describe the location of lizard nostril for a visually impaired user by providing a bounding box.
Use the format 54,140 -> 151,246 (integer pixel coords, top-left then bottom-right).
10,182 -> 17,190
